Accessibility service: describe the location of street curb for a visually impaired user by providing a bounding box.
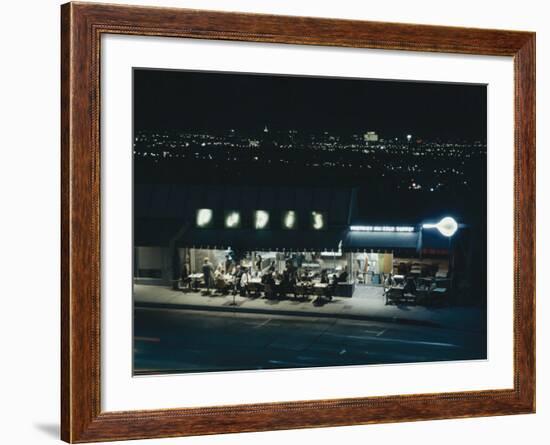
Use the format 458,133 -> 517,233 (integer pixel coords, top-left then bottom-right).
134,300 -> 444,329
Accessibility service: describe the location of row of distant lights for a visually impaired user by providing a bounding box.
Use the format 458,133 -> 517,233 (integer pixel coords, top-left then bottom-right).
197,209 -> 326,230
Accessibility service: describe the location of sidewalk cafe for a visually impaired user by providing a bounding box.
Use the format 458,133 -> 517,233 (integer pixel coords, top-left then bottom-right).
133,184 -> 467,306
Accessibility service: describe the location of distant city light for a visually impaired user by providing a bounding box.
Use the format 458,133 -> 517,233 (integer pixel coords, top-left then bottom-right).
134,130 -> 486,199
364,131 -> 379,142
422,216 -> 458,237
254,210 -> 270,229
350,225 -> 415,232
283,211 -> 297,229
311,211 -> 325,230
225,211 -> 241,229
196,209 -> 213,228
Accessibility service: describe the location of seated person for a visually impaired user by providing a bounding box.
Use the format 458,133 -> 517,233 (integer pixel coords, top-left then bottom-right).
214,268 -> 229,294
263,272 -> 276,299
338,267 -> 348,283
403,277 -> 417,295
384,273 -> 395,288
330,274 -> 339,292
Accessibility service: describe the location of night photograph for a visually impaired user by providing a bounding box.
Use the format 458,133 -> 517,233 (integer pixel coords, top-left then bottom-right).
132,68 -> 487,375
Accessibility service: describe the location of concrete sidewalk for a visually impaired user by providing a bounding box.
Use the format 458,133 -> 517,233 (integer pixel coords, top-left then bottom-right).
134,284 -> 486,332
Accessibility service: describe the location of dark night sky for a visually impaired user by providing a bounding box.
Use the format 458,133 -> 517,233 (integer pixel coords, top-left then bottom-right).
133,68 -> 487,141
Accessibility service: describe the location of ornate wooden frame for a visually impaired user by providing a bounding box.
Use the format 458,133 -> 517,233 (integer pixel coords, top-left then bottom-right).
61,2 -> 536,442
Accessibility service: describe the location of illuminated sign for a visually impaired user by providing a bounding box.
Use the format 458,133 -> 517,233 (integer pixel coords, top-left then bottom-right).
311,211 -> 326,230
282,210 -> 297,229
196,209 -> 213,228
350,225 -> 415,232
224,211 -> 241,229
254,210 -> 270,229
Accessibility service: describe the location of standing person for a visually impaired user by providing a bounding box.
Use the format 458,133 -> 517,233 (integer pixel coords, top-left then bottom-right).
232,265 -> 242,295
240,267 -> 250,297
403,277 -> 417,298
281,261 -> 297,298
255,255 -> 263,277
263,271 -> 276,299
180,261 -> 191,292
202,258 -> 213,294
330,273 -> 339,296
224,254 -> 232,274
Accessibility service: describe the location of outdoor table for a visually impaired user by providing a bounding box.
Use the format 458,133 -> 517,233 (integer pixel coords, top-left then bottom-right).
426,287 -> 448,306
313,283 -> 329,296
188,273 -> 204,290
295,282 -> 314,299
247,278 -> 264,297
385,285 -> 404,305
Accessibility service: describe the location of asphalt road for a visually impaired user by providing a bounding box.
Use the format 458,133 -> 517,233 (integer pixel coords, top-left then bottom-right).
134,308 -> 487,375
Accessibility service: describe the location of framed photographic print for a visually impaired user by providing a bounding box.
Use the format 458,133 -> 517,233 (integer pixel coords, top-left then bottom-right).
61,2 -> 535,442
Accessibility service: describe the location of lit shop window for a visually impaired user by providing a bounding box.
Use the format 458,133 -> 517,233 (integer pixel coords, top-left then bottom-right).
282,210 -> 297,229
196,209 -> 213,228
254,210 -> 270,229
311,211 -> 326,230
225,211 -> 241,229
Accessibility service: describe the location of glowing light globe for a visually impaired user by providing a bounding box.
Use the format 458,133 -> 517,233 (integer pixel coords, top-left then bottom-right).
423,216 -> 458,237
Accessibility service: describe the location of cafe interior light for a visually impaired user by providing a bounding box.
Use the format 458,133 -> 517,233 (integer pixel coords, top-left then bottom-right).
254,210 -> 269,229
196,208 -> 213,227
312,211 -> 325,230
422,216 -> 458,237
283,210 -> 297,229
225,211 -> 241,228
